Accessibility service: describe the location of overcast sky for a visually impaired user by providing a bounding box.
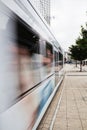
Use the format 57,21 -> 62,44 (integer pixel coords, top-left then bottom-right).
51,0 -> 87,51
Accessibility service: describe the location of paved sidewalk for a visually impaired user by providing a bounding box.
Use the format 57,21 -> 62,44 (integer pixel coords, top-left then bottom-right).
37,64 -> 87,130
64,64 -> 87,73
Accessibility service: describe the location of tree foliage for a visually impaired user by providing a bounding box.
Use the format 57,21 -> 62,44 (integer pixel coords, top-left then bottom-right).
69,25 -> 87,71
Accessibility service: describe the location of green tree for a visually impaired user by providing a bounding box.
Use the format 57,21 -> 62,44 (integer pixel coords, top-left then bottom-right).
69,45 -> 79,67
69,25 -> 87,71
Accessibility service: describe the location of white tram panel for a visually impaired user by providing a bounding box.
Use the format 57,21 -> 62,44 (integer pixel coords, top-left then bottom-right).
0,1 -> 64,130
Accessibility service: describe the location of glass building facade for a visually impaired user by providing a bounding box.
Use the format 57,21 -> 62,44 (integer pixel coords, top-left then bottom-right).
30,0 -> 50,25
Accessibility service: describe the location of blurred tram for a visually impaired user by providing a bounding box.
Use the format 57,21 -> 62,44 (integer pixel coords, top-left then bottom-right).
0,0 -> 64,130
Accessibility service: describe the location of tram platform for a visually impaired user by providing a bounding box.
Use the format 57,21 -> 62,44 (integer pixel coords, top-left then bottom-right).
37,64 -> 87,130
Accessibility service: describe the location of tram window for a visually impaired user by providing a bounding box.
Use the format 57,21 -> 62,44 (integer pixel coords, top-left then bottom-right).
0,10 -> 20,111
16,18 -> 43,94
54,51 -> 59,71
42,42 -> 53,75
59,52 -> 63,70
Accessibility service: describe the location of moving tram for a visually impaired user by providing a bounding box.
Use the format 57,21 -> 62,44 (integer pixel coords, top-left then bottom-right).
0,0 -> 64,130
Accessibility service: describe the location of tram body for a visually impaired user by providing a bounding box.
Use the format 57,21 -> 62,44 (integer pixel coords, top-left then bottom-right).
0,0 -> 64,130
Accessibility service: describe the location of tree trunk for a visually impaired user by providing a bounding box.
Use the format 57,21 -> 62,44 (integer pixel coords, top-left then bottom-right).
76,60 -> 77,67
80,61 -> 82,72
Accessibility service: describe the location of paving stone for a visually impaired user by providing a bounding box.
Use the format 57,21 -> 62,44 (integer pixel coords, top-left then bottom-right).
37,64 -> 87,130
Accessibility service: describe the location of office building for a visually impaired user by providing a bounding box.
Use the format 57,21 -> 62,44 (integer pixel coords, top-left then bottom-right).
31,0 -> 50,25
